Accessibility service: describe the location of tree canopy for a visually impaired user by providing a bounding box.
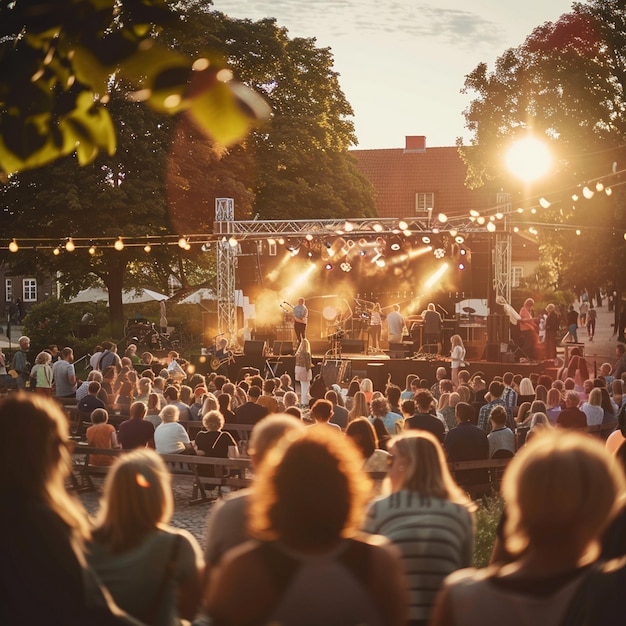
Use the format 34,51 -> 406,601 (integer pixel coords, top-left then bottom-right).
1,1 -> 375,336
458,0 -> 626,298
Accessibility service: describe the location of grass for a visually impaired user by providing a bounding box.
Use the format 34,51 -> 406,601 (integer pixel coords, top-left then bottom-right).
472,494 -> 505,568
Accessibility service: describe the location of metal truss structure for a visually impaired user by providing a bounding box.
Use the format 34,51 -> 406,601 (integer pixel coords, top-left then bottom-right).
214,216 -> 512,341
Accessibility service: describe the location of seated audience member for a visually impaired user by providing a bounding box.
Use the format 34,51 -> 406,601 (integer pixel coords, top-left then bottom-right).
348,390 -> 370,424
255,379 -> 280,414
85,408 -> 119,466
444,401 -> 489,494
75,370 -> 103,403
205,428 -> 408,626
370,396 -> 403,435
88,449 -> 203,625
404,390 -> 445,443
193,410 -> 238,477
308,399 -> 341,430
154,405 -> 192,455
78,381 -> 106,414
163,385 -> 192,422
365,431 -> 474,625
557,391 -> 587,429
545,387 -> 562,425
144,392 -> 162,429
325,389 -> 349,429
581,387 -> 604,426
234,386 -> 270,425
487,405 -> 516,457
117,401 -> 154,449
525,412 -> 552,444
345,417 -> 391,472
0,394 -> 130,624
433,432 -> 626,626
134,377 -> 152,405
478,381 -> 507,433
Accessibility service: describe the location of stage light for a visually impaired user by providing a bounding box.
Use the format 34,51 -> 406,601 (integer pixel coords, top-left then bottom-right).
606,187 -> 613,196
421,235 -> 431,244
460,248 -> 467,256
375,256 -> 386,268
455,235 -> 465,244
325,262 -> 333,270
437,213 -> 448,223
228,236 -> 238,247
340,262 -> 352,272
582,186 -> 594,199
390,236 -> 402,251
486,221 -> 496,232
458,262 -> 466,270
539,197 -> 551,209
398,220 -> 408,230
372,222 -> 383,232
434,247 -> 445,259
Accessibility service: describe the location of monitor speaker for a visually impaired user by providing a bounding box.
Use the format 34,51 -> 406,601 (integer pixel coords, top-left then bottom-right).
243,340 -> 266,356
272,340 -> 294,355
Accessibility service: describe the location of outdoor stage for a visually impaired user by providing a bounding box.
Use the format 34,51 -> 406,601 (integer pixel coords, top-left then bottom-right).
190,351 -> 544,392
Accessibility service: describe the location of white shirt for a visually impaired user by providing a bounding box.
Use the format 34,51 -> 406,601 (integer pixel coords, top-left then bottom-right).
154,422 -> 190,454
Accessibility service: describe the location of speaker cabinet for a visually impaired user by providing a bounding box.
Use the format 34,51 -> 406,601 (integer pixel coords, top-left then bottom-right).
341,339 -> 366,353
272,340 -> 294,355
243,340 -> 267,356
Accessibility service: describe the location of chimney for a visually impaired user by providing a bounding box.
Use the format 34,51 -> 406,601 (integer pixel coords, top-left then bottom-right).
404,135 -> 426,153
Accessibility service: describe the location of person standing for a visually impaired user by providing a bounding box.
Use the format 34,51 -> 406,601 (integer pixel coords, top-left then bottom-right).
587,304 -> 597,341
292,297 -> 308,346
544,303 -> 559,359
11,335 -> 31,390
294,337 -> 313,405
52,347 -> 77,398
422,303 -> 442,352
30,351 -> 54,397
450,334 -> 466,386
368,303 -> 384,353
386,304 -> 405,344
518,298 -> 537,358
565,304 -> 579,343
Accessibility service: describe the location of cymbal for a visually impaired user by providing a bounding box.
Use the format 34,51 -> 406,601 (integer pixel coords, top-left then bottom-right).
463,307 -> 476,313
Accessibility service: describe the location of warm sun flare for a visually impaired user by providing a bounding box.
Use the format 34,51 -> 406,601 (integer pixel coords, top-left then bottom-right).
505,136 -> 552,182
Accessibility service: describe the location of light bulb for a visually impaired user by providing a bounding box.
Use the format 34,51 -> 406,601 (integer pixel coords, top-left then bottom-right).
114,237 -> 124,251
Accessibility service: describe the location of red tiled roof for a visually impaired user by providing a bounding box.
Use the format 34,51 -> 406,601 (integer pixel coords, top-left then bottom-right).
351,146 -> 492,219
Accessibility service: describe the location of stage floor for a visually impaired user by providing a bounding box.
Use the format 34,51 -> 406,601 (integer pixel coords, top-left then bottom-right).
191,351 -> 544,392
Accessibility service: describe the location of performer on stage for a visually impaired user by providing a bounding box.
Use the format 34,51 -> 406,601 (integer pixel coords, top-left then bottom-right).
386,304 -> 405,344
519,298 -> 538,359
292,297 -> 308,346
422,303 -> 442,352
450,334 -> 466,386
214,337 -> 233,376
368,303 -> 384,353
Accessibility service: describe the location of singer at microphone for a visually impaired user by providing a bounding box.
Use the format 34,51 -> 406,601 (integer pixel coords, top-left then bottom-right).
292,297 -> 308,346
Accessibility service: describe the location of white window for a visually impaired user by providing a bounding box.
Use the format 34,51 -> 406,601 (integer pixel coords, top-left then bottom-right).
511,267 -> 523,288
415,192 -> 435,212
23,278 -> 37,302
5,279 -> 12,303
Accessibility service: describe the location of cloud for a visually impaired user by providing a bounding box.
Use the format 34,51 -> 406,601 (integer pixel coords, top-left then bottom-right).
215,0 -> 505,48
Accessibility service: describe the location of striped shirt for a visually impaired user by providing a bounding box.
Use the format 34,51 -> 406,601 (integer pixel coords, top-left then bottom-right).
364,490 -> 473,623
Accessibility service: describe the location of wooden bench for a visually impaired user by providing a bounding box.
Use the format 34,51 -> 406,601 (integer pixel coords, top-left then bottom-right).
183,422 -> 255,448
71,445 -> 252,504
447,457 -> 513,497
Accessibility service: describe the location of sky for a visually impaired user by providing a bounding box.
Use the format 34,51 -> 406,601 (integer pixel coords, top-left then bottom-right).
213,0 -> 576,150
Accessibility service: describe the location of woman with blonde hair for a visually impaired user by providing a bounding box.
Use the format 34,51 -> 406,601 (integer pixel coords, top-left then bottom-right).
30,350 -> 54,396
360,377 -> 374,403
432,432 -> 626,626
88,449 -> 203,625
450,334 -> 466,386
206,428 -> 407,625
294,337 -> 313,405
347,390 -> 370,423
365,430 -> 474,625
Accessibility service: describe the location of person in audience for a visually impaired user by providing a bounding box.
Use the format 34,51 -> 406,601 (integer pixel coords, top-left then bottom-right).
205,427 -> 408,626
163,385 -> 192,422
144,393 -> 162,429
165,351 -> 186,382
308,399 -> 341,431
370,396 -> 403,435
545,387 -> 562,425
325,389 -> 349,429
433,432 -> 626,626
440,391 -> 460,432
255,379 -> 280,414
0,394 -> 133,624
581,387 -> 604,426
360,377 -> 374,403
599,386 -> 617,424
444,401 -> 489,495
30,351 -> 54,396
478,381 -> 507,433
78,381 -> 107,414
347,390 -> 370,424
234,385 -> 270,425
346,417 -> 391,472
154,405 -> 192,455
487,405 -> 516,457
193,410 -> 238,477
86,408 -> 119,466
117,401 -> 154,450
202,415 -> 306,596
294,338 -> 313,405
365,430 -> 474,625
404,390 -> 445,443
88,449 -> 203,625
525,412 -> 552,444
557,391 -> 587,429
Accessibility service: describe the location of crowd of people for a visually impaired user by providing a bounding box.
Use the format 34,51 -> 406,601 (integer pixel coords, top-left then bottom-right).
3,326 -> 626,625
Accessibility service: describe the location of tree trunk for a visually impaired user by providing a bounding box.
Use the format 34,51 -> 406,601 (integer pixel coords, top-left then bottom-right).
105,258 -> 126,339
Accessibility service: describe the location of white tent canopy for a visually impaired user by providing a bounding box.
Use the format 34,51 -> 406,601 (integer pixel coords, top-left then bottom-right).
69,287 -> 168,305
